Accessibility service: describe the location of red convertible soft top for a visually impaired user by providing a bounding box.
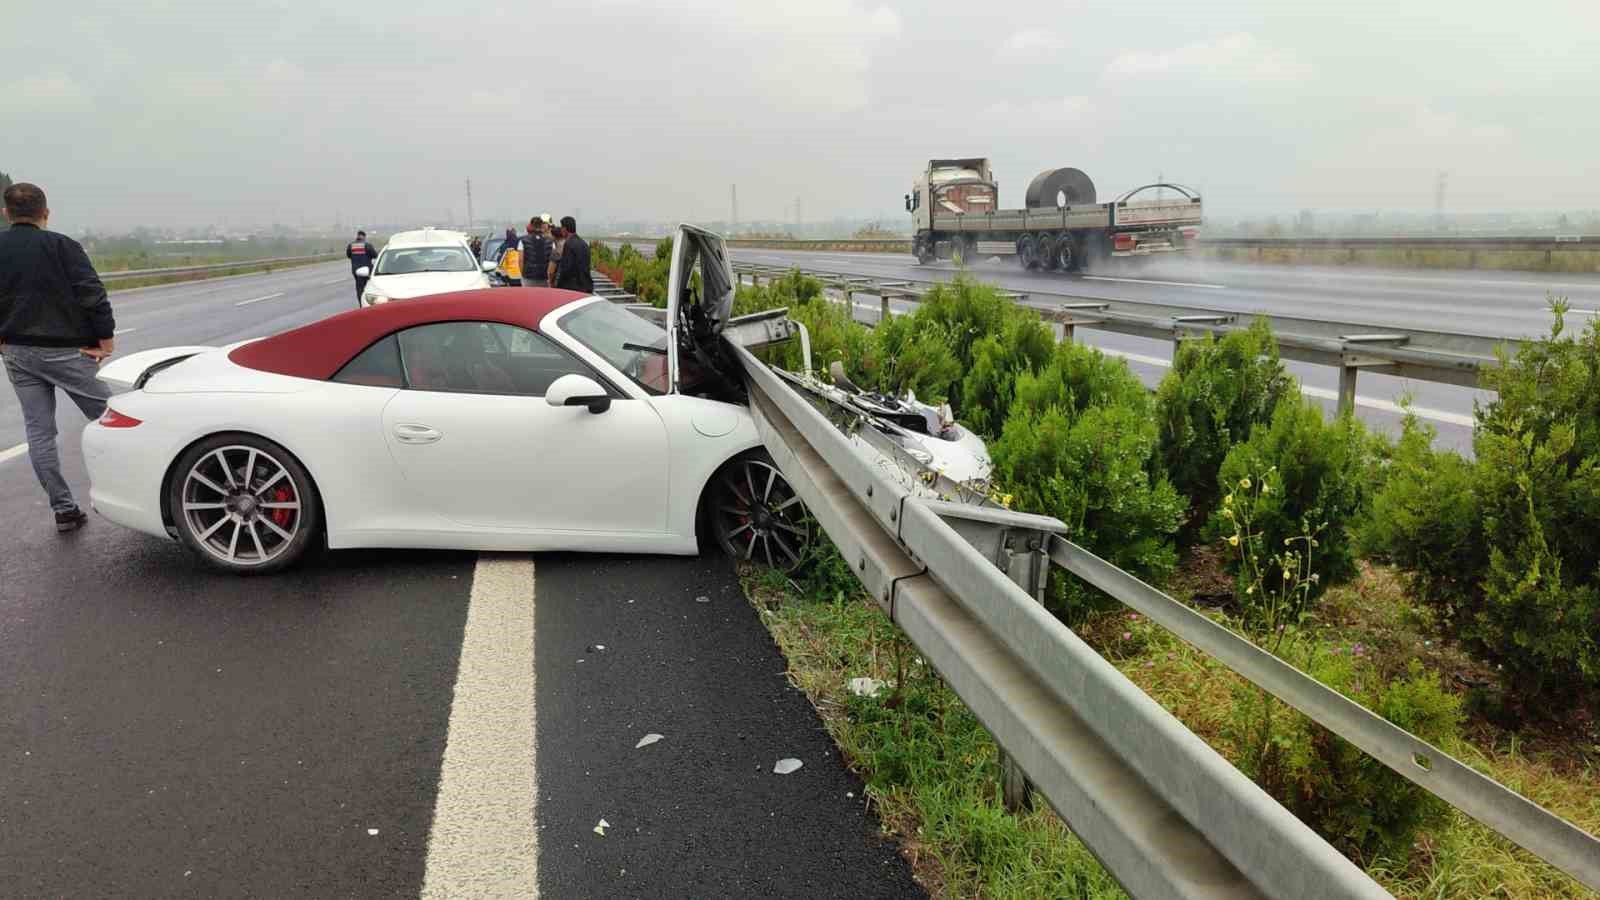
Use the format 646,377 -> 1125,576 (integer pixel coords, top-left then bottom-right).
228,287 -> 588,380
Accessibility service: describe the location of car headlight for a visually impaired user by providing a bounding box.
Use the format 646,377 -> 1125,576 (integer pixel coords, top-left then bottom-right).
363,293 -> 389,305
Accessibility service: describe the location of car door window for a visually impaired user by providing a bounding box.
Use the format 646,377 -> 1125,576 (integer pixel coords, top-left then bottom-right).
396,321 -> 608,397
333,335 -> 405,387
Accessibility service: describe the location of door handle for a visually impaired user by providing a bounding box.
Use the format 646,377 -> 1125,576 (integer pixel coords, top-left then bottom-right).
394,423 -> 443,444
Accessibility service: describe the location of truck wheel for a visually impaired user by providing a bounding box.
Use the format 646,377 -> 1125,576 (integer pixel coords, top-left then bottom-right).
1055,236 -> 1077,272
1016,234 -> 1038,270
915,236 -> 936,265
1037,234 -> 1059,270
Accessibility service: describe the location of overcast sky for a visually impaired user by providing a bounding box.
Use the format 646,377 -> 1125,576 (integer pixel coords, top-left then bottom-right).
5,0 -> 1597,232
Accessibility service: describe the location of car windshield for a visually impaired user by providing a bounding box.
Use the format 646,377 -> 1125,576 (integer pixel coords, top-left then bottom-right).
559,301 -> 670,395
482,238 -> 506,259
375,246 -> 476,275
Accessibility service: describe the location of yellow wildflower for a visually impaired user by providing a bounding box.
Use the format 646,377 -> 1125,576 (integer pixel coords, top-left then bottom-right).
1228,535 -> 1240,546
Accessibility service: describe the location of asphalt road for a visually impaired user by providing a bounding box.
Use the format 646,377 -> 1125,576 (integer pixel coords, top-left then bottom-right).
0,265 -> 923,898
729,248 -> 1600,453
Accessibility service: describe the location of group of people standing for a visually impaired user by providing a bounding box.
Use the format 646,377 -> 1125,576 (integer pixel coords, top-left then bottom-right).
497,214 -> 592,294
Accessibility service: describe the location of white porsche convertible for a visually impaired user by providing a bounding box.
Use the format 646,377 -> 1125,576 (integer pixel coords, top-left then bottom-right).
85,227 -> 821,573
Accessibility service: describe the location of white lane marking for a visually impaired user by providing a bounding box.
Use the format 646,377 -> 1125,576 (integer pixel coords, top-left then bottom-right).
323,278 -> 350,285
0,443 -> 28,466
422,554 -> 538,899
1300,387 -> 1476,427
113,328 -> 137,336
1569,308 -> 1598,316
1081,274 -> 1227,289
1094,347 -> 1475,427
234,292 -> 286,307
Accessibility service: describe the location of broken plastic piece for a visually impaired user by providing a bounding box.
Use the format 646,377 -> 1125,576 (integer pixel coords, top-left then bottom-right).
635,733 -> 664,749
773,758 -> 803,775
848,677 -> 886,697
594,818 -> 610,836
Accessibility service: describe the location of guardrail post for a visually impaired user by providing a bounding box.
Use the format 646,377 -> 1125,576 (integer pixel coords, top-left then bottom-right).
880,294 -> 891,325
997,531 -> 1051,813
1338,364 -> 1358,416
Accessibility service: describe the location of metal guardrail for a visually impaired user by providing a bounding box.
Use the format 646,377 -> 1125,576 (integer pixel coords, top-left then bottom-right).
733,262 -> 1505,410
733,340 -> 1600,897
99,254 -> 339,283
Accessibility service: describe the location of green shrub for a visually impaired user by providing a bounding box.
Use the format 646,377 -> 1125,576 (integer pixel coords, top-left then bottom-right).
1210,396 -> 1368,604
655,237 -> 673,261
959,315 -> 1057,438
1363,304 -> 1600,705
1156,322 -> 1293,541
1228,648 -> 1461,864
733,270 -> 824,317
903,275 -> 1014,376
1356,414 -> 1483,598
991,345 -> 1184,617
872,312 -> 964,404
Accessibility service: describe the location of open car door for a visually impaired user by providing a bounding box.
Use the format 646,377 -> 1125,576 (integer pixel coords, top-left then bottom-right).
664,224 -> 736,395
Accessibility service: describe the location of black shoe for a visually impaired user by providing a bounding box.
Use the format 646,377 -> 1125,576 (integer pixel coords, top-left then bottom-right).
55,508 -> 89,532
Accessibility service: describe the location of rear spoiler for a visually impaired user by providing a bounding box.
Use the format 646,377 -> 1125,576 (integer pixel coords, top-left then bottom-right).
96,346 -> 213,391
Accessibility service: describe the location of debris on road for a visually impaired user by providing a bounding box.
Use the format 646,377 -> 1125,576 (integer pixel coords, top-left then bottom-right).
594,818 -> 610,837
635,733 -> 664,749
774,758 -> 803,775
847,677 -> 886,698
695,595 -> 711,604
366,828 -> 379,836
587,644 -> 607,653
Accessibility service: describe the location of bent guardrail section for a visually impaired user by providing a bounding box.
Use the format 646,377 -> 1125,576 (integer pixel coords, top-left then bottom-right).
735,342 -> 1390,899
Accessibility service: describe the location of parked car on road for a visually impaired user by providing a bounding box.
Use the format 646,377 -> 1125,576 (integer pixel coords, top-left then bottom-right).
357,228 -> 496,306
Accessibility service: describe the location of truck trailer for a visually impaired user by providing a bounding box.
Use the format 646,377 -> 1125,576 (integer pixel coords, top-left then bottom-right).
905,158 -> 1203,271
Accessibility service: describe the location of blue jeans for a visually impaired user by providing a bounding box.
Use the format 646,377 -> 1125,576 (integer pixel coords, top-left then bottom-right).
1,344 -> 111,513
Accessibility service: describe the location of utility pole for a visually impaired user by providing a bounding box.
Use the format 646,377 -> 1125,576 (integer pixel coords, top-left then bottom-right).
731,184 -> 738,233
1433,171 -> 1448,233
795,196 -> 802,234
465,179 -> 474,232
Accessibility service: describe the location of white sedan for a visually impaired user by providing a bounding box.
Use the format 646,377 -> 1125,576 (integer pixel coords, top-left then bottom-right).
357,228 -> 496,307
84,228 -> 812,573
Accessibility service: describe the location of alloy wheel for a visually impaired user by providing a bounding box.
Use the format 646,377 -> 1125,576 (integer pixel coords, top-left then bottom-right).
180,445 -> 303,567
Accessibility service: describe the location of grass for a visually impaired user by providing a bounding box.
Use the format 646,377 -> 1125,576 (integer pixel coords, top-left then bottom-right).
741,543 -> 1600,899
742,563 -> 1128,899
105,255 -> 340,292
1083,556 -> 1600,899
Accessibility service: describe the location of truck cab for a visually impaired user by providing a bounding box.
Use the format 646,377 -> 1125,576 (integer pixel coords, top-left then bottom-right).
906,158 -> 997,234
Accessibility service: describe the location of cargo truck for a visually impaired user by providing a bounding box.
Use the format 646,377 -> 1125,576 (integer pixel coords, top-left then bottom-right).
904,158 -> 1203,271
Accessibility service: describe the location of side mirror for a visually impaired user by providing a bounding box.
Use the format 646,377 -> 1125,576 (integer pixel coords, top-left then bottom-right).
354,266 -> 370,278
480,259 -> 497,272
904,194 -> 911,212
546,373 -> 611,414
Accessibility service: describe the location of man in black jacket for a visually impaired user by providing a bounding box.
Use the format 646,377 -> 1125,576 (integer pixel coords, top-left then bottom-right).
553,216 -> 593,293
520,215 -> 552,289
0,182 -> 116,531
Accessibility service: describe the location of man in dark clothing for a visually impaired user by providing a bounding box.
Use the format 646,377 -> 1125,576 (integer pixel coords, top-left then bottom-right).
0,182 -> 115,531
520,215 -> 552,289
346,230 -> 377,302
553,216 -> 593,294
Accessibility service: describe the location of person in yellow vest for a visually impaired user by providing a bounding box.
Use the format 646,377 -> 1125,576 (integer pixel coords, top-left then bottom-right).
495,227 -> 523,285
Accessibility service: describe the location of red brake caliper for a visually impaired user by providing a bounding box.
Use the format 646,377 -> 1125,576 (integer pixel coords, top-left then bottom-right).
271,486 -> 294,528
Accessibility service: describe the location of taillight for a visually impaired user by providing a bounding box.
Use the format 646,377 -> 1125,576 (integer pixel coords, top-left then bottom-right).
1181,227 -> 1200,241
1113,234 -> 1137,251
99,408 -> 142,428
